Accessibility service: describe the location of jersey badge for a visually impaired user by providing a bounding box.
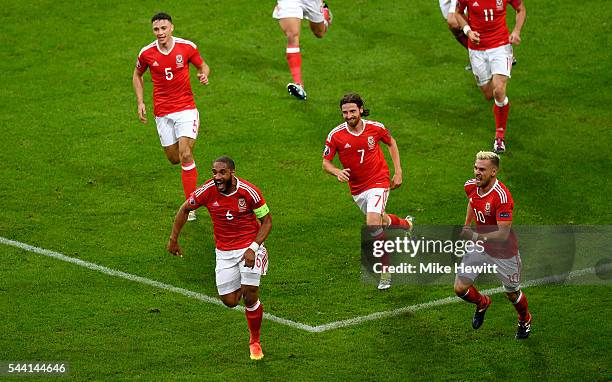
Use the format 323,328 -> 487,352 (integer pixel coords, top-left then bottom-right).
499,212 -> 511,218
367,136 -> 375,150
496,0 -> 503,9
176,54 -> 184,68
188,197 -> 196,206
212,201 -> 219,207
485,202 -> 491,216
323,145 -> 331,156
344,143 -> 351,149
152,61 -> 159,67
238,197 -> 247,212
473,1 -> 480,7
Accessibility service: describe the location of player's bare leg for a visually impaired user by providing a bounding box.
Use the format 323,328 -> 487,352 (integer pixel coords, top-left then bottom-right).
219,288 -> 242,308
242,285 -> 264,360
163,142 -> 181,165
455,276 -> 491,329
506,290 -> 531,339
308,20 -> 327,38
279,18 -> 307,100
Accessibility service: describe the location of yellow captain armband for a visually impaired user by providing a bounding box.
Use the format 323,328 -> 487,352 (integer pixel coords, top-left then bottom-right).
253,203 -> 270,218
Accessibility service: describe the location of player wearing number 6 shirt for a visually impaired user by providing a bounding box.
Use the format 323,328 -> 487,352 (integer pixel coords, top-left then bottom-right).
167,156 -> 272,360
455,151 -> 532,339
132,13 -> 210,221
322,93 -> 414,291
455,0 -> 526,154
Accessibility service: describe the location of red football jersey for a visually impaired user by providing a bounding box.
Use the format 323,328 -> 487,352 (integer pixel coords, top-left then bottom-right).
323,120 -> 392,195
136,37 -> 204,117
458,0 -> 522,50
187,178 -> 267,251
464,178 -> 518,258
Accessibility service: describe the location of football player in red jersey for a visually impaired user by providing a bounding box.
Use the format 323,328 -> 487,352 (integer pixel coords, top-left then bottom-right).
455,151 -> 531,339
323,93 -> 414,290
455,0 -> 526,154
273,0 -> 332,100
167,156 -> 272,360
132,13 -> 210,221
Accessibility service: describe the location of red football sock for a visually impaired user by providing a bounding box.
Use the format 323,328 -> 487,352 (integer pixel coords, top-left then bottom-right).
286,45 -> 302,85
512,291 -> 530,322
387,214 -> 410,228
459,286 -> 487,308
493,97 -> 510,139
245,300 -> 263,345
181,160 -> 198,199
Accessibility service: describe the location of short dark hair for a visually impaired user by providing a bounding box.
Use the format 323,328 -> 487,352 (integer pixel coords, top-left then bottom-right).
340,93 -> 370,117
151,12 -> 172,23
213,156 -> 236,170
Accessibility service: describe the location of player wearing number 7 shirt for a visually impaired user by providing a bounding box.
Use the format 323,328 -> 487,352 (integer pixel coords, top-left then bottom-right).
322,93 -> 414,291
167,156 -> 272,360
133,13 -> 210,221
456,151 -> 532,339
455,0 -> 526,154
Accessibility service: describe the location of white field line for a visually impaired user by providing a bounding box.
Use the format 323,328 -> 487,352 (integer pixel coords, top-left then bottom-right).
1,237 -> 600,333
0,237 -> 317,332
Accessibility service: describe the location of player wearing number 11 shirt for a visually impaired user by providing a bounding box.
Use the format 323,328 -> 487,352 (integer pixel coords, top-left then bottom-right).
322,93 -> 414,291
132,13 -> 210,221
455,0 -> 526,154
167,156 -> 272,361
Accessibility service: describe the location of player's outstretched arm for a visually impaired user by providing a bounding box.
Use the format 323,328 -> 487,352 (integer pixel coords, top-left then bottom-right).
509,2 -> 526,45
196,62 -> 210,85
386,137 -> 403,189
323,159 -> 350,182
167,200 -> 191,257
132,68 -> 147,123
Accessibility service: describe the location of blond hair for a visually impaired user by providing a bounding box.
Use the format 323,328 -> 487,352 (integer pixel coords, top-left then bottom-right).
476,151 -> 500,168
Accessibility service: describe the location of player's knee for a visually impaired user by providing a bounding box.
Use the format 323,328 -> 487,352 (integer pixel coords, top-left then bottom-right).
179,150 -> 193,164
312,28 -> 326,38
505,291 -> 519,303
221,297 -> 239,308
454,284 -> 467,297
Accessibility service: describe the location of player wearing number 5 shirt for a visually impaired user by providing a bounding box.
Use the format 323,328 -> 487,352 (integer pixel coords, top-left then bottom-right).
322,93 -> 414,291
456,151 -> 532,339
132,12 -> 210,221
167,156 -> 272,361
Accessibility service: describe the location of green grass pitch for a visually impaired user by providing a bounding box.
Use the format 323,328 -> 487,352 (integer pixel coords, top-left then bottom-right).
0,0 -> 610,380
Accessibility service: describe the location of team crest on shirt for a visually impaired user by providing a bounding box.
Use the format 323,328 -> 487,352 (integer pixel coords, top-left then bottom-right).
323,145 -> 330,156
176,54 -> 184,68
496,0 -> 503,10
238,197 -> 247,212
485,202 -> 491,216
367,136 -> 375,150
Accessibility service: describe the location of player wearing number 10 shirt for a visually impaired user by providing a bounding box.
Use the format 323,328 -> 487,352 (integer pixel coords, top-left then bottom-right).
322,93 -> 414,291
167,156 -> 272,361
456,151 -> 531,339
132,13 -> 211,221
